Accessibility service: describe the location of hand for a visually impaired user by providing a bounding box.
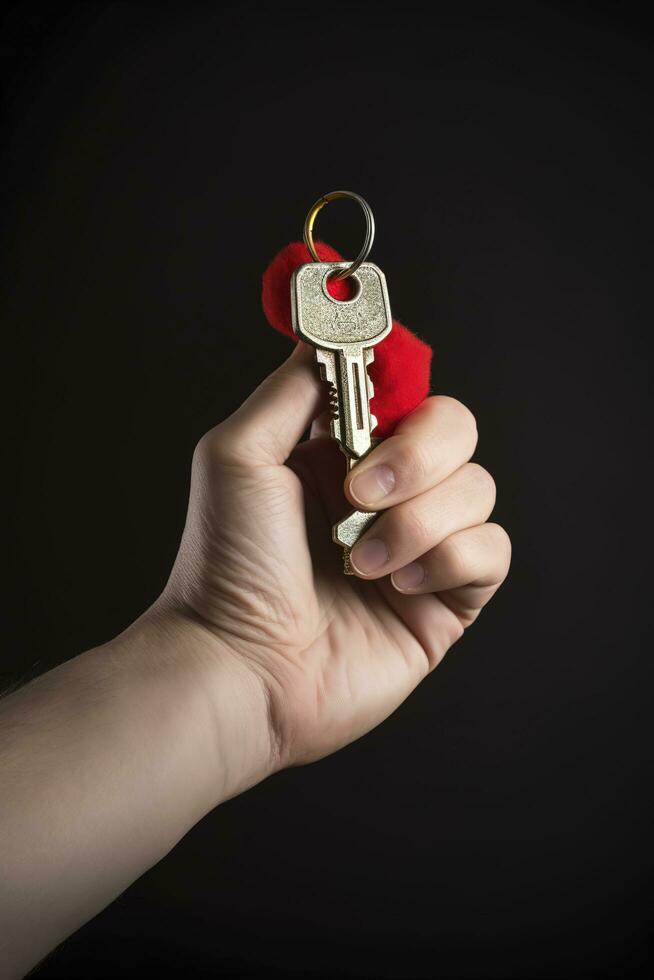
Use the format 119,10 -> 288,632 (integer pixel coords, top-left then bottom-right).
159,343 -> 511,773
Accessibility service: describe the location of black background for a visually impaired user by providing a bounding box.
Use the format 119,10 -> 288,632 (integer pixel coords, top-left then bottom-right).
1,2 -> 653,977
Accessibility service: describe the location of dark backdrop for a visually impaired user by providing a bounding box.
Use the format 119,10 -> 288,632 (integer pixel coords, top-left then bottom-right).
1,2 -> 652,977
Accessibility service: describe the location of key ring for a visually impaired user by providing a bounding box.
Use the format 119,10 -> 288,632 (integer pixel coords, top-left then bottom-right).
303,190 -> 375,281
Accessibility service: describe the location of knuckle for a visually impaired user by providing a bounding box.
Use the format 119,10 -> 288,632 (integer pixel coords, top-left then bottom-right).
464,462 -> 496,504
439,536 -> 470,581
398,503 -> 432,546
194,420 -> 250,469
487,523 -> 512,572
402,437 -> 434,486
193,427 -> 219,464
441,396 -> 478,439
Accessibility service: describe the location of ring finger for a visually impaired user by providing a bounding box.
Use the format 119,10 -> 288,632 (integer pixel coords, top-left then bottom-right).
391,522 -> 511,606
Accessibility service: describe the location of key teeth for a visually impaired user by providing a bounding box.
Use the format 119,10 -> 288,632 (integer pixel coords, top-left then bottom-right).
327,382 -> 339,421
314,348 -> 342,443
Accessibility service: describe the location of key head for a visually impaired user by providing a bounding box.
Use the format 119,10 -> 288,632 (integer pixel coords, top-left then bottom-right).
291,262 -> 392,350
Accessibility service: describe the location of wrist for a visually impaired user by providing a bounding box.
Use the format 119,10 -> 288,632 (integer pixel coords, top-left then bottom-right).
106,604 -> 279,817
0,605 -> 278,977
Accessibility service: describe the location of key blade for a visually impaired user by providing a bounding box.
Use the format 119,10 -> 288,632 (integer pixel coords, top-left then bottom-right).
333,438 -> 382,571
337,348 -> 374,460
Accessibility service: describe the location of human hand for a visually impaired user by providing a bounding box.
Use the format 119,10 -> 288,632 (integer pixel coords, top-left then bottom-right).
158,343 -> 511,778
0,343 -> 510,978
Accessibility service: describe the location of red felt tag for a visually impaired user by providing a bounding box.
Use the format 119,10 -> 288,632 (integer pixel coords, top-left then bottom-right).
261,241 -> 432,437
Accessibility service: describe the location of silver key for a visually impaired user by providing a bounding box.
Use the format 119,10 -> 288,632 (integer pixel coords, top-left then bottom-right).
291,261 -> 392,458
291,260 -> 393,571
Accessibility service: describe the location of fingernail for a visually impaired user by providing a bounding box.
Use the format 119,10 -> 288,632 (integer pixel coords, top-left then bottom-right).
349,464 -> 396,506
350,538 -> 389,575
392,562 -> 426,591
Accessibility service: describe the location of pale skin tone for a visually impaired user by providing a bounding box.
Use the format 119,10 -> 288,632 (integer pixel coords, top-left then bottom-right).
0,342 -> 510,979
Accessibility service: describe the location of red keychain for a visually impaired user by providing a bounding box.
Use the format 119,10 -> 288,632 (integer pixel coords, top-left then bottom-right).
261,191 -> 433,570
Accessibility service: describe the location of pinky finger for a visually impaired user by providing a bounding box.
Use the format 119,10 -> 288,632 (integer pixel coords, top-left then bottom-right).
391,522 -> 511,624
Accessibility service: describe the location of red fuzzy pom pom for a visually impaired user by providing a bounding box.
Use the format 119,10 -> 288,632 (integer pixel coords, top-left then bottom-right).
367,320 -> 432,436
261,242 -> 432,437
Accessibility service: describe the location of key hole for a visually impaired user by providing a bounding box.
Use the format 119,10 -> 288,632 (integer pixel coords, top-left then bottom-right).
352,361 -> 364,430
326,273 -> 361,302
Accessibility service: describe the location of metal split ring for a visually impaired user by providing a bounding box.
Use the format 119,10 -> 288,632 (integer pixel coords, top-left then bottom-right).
303,190 -> 375,280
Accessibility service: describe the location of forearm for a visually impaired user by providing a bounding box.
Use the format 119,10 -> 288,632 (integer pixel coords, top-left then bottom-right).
0,608 -> 273,979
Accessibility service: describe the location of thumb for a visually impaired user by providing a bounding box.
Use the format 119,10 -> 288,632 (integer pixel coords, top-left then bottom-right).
219,342 -> 325,465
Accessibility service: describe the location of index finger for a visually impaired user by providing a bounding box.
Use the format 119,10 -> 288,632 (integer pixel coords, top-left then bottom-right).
344,396 -> 478,512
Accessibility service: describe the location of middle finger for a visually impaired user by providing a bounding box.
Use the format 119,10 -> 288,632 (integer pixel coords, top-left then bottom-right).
349,462 -> 496,579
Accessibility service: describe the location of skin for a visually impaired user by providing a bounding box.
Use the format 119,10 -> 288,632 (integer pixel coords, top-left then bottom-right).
0,342 -> 510,979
